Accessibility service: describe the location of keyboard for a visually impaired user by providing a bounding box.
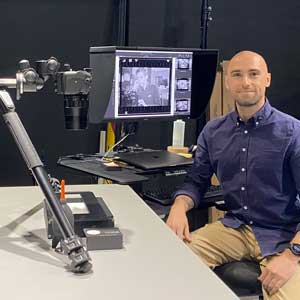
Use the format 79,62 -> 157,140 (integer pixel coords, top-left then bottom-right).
143,185 -> 223,206
204,185 -> 223,199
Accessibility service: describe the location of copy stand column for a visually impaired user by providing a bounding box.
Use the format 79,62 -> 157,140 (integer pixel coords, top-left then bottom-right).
0,89 -> 92,273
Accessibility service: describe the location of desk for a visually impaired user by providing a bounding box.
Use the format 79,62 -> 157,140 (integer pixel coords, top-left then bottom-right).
58,157 -> 149,184
0,184 -> 237,300
57,153 -> 192,185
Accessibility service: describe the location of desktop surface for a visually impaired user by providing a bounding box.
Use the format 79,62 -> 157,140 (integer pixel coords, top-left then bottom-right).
0,184 -> 237,300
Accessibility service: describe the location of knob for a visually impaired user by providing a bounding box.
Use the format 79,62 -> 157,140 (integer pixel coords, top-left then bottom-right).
24,70 -> 37,83
19,60 -> 30,71
47,58 -> 59,72
64,64 -> 71,71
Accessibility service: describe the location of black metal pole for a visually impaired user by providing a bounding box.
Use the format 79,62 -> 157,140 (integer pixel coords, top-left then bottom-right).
114,0 -> 132,141
200,0 -> 208,49
32,166 -> 74,237
116,0 -> 130,46
0,89 -> 92,273
198,0 -> 213,137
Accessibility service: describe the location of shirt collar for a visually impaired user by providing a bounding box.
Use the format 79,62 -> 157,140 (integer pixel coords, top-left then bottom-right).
230,99 -> 272,126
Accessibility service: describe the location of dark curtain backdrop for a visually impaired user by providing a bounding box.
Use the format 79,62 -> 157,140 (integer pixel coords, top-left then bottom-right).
130,0 -> 300,117
1,0 -> 300,186
0,0 -> 114,185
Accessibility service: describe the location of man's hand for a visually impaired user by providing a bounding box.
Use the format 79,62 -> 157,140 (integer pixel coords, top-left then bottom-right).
258,249 -> 299,295
166,195 -> 194,242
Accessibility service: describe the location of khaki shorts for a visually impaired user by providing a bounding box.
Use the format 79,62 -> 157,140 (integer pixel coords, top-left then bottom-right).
187,221 -> 300,300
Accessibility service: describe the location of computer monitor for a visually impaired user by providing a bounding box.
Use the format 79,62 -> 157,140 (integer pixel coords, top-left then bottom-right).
89,46 -> 218,123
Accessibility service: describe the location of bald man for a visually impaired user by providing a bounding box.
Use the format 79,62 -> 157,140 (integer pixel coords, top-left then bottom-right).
167,51 -> 300,300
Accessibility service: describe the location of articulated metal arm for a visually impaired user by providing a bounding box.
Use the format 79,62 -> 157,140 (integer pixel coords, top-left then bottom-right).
0,68 -> 92,273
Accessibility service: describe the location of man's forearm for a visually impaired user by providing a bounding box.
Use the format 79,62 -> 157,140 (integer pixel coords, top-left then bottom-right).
173,195 -> 195,212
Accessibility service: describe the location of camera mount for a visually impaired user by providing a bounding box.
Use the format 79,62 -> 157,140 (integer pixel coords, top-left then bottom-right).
1,57 -> 92,129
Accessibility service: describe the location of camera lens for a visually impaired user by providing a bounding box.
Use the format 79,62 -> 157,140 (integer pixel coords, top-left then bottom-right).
64,95 -> 89,130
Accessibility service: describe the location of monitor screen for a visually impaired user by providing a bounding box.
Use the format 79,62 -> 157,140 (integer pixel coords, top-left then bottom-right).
119,58 -> 172,116
103,49 -> 193,120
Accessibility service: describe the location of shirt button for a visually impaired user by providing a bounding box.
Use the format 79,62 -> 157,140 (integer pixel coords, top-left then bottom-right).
244,130 -> 248,134
243,205 -> 248,210
241,168 -> 246,172
255,121 -> 259,126
236,122 -> 239,126
242,148 -> 246,152
249,220 -> 253,225
241,186 -> 246,191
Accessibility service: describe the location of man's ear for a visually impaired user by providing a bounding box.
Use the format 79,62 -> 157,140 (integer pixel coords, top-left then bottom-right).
225,75 -> 230,90
266,72 -> 271,87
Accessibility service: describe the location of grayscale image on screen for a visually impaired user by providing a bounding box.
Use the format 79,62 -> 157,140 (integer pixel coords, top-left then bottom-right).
176,99 -> 189,112
121,67 -> 170,107
119,58 -> 172,116
176,78 -> 190,91
177,58 -> 191,70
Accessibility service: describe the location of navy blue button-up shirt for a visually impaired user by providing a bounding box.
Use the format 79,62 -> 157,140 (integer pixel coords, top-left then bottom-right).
174,100 -> 300,257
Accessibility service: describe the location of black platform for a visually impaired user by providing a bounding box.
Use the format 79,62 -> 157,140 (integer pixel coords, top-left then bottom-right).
58,157 -> 149,184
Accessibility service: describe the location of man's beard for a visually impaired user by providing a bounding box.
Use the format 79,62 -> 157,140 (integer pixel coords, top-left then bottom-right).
235,96 -> 260,107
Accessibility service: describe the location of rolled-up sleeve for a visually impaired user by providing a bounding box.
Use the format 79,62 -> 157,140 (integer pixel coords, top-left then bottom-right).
173,126 -> 214,208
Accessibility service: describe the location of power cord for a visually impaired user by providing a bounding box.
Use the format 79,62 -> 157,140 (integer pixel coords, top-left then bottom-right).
101,132 -> 134,162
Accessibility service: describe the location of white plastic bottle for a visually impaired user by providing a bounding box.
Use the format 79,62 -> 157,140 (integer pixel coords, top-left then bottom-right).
172,119 -> 185,147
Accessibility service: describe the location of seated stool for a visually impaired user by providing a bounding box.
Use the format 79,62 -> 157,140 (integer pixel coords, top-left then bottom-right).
214,261 -> 263,300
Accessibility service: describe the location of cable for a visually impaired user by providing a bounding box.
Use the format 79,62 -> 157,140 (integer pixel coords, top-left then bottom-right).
101,132 -> 134,161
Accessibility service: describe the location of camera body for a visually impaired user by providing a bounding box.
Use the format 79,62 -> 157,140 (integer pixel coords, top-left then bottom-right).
55,70 -> 92,130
